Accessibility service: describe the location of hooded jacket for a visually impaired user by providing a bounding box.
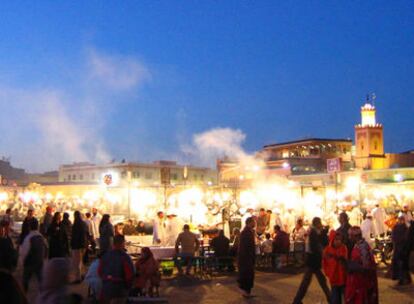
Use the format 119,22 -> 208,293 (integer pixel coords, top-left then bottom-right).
322,230 -> 348,286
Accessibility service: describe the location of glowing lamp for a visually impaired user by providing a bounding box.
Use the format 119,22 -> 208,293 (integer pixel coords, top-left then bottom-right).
394,174 -> 404,183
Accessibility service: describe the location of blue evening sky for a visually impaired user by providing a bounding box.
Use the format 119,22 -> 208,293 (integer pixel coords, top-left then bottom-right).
0,1 -> 413,172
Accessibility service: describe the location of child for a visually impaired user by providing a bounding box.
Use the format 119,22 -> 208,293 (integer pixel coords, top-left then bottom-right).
323,231 -> 348,304
261,233 -> 273,254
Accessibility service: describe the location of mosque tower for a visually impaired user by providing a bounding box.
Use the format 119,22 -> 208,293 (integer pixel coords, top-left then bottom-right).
354,95 -> 385,169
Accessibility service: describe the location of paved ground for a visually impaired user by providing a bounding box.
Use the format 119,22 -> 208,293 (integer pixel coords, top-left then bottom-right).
21,267 -> 414,304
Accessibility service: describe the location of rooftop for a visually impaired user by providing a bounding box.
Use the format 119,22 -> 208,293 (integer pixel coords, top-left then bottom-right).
263,138 -> 353,149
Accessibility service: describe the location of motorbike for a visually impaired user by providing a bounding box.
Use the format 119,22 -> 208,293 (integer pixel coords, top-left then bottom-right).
372,237 -> 393,265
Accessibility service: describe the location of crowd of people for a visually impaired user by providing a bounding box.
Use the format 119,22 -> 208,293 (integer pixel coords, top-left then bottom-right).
235,205 -> 414,303
0,202 -> 413,303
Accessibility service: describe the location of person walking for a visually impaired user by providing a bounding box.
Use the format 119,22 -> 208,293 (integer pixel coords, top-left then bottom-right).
345,226 -> 378,304
47,212 -> 70,258
323,231 -> 348,304
71,211 -> 88,284
98,235 -> 135,303
99,214 -> 114,255
292,217 -> 331,304
237,217 -> 256,298
19,220 -> 48,292
175,224 -> 200,275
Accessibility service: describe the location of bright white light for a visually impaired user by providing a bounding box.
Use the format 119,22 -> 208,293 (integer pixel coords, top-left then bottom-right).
282,162 -> 290,169
394,174 -> 404,183
130,189 -> 158,217
0,192 -> 8,202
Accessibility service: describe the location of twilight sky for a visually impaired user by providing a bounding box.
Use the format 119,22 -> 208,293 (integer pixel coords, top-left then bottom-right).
0,1 -> 413,172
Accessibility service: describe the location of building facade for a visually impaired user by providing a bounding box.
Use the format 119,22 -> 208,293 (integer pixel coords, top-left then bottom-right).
59,160 -> 218,186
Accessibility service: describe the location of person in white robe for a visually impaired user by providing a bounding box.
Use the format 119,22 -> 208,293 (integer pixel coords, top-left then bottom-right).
360,213 -> 375,248
165,212 -> 182,246
152,211 -> 166,245
241,208 -> 255,229
91,208 -> 101,244
283,208 -> 296,234
372,204 -> 387,236
347,205 -> 362,226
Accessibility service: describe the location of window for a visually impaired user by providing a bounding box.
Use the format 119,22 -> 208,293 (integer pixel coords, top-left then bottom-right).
72,174 -> 76,180
374,141 -> 378,150
145,172 -> 153,179
68,175 -> 71,181
91,173 -> 95,180
361,143 -> 364,151
172,173 -> 178,180
133,171 -> 140,178
79,174 -> 83,180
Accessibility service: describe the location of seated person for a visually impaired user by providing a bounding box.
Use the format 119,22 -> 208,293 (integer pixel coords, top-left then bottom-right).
136,221 -> 147,235
210,230 -> 232,271
175,224 -> 200,275
123,219 -> 136,236
260,233 -> 273,254
134,247 -> 160,297
114,223 -> 124,236
210,230 -> 230,257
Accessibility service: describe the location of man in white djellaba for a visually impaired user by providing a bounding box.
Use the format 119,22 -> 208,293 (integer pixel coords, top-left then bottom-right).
283,207 -> 296,234
360,213 -> 375,248
165,211 -> 182,246
241,208 -> 255,229
372,203 -> 387,236
153,211 -> 166,245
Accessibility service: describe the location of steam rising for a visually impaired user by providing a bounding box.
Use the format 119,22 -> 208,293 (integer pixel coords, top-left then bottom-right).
184,127 -> 262,168
0,48 -> 150,172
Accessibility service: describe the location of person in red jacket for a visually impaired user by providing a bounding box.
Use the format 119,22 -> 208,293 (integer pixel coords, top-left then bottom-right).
323,231 -> 348,304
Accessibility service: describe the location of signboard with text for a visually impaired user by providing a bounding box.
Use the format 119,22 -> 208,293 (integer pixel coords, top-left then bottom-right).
327,158 -> 342,173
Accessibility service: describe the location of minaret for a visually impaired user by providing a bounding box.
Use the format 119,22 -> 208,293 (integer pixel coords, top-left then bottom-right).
354,96 -> 385,169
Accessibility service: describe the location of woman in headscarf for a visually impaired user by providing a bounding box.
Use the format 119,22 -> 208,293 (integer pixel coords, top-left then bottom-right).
134,247 -> 160,297
345,226 -> 378,304
99,214 -> 114,255
47,212 -> 69,258
36,258 -> 70,304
